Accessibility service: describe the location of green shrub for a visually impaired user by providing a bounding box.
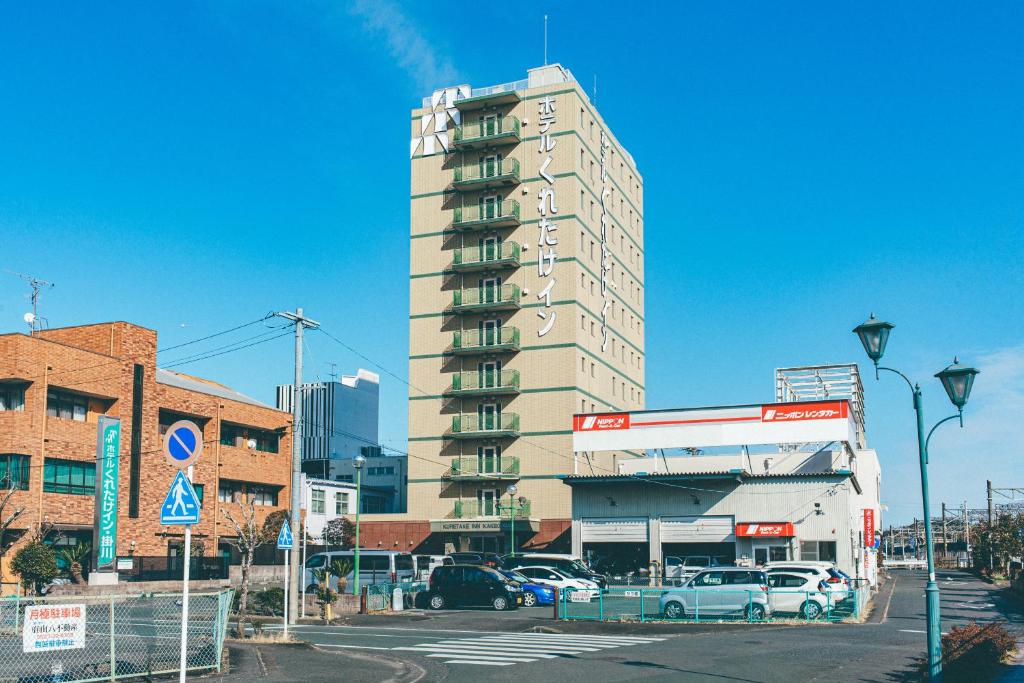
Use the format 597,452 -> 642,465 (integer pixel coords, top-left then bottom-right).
11,542 -> 59,594
251,587 -> 285,616
922,621 -> 1016,680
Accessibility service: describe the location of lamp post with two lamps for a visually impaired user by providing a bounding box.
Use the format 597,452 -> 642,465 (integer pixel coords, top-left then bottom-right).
352,454 -> 366,595
497,484 -> 529,557
852,314 -> 979,681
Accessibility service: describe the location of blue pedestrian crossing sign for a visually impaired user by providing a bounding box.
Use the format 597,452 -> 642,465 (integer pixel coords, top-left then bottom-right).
277,519 -> 294,550
160,470 -> 201,525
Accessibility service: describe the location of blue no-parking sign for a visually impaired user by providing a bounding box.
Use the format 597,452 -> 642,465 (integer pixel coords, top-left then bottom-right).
162,420 -> 203,469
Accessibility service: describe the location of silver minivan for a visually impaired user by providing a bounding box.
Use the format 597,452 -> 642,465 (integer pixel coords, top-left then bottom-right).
303,550 -> 415,591
659,568 -> 771,620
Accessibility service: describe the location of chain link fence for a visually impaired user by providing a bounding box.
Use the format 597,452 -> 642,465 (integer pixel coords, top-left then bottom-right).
559,586 -> 867,623
0,589 -> 233,682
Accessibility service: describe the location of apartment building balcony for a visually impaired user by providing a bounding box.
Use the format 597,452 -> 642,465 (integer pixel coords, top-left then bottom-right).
449,241 -> 521,273
451,412 -> 520,439
452,497 -> 531,519
453,115 -> 521,149
452,327 -> 520,355
444,456 -> 521,481
452,158 -> 520,191
452,284 -> 520,313
445,370 -> 520,397
452,86 -> 522,111
452,200 -> 520,231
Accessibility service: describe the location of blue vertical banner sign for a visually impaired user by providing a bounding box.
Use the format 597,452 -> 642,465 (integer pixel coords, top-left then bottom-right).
93,416 -> 121,571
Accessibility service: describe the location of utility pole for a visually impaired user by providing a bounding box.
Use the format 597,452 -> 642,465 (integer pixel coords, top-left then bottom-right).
987,480 -> 994,526
274,308 -> 320,624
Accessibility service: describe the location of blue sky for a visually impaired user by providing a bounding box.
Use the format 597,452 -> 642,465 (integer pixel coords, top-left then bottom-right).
1,2 -> 1021,525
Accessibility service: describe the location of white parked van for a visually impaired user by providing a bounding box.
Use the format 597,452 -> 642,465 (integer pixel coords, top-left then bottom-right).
303,550 -> 414,591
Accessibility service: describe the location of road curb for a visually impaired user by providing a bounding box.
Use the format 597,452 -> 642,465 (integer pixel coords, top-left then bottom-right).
867,573 -> 897,624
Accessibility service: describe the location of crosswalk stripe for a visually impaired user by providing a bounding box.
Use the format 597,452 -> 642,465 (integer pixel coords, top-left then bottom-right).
445,660 -> 515,666
504,633 -> 664,642
420,652 -> 539,663
398,645 -> 557,659
436,639 -> 602,652
467,636 -> 627,646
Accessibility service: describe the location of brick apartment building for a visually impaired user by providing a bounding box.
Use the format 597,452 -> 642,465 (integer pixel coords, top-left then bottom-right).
0,322 -> 292,585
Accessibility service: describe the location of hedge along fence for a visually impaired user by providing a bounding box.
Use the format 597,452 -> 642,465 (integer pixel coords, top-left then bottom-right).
558,586 -> 866,623
924,621 -> 1016,680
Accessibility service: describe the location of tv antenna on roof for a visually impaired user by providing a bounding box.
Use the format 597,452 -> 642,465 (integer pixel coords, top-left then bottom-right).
8,271 -> 54,333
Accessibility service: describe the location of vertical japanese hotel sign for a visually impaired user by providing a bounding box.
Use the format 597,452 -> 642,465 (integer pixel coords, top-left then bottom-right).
863,508 -> 875,549
599,131 -> 611,352
536,94 -> 559,337
93,416 -> 121,571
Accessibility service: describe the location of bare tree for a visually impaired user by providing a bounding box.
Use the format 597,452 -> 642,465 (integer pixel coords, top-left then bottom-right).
221,497 -> 272,637
0,477 -> 27,585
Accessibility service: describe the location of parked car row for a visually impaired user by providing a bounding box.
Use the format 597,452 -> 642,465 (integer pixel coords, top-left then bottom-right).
656,561 -> 854,621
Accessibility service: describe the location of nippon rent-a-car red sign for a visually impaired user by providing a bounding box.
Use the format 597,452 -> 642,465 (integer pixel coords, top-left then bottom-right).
735,522 -> 796,537
573,414 -> 630,431
571,399 -> 856,453
760,401 -> 848,422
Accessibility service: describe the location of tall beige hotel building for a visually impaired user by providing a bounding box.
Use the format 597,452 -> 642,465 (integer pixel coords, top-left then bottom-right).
368,64 -> 644,555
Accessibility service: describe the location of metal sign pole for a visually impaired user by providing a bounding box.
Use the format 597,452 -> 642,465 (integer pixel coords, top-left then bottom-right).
283,543 -> 290,638
301,517 -> 307,619
179,464 -> 194,683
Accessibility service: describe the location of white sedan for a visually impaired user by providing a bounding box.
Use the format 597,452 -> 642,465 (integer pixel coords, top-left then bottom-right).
514,565 -> 600,592
767,571 -> 832,619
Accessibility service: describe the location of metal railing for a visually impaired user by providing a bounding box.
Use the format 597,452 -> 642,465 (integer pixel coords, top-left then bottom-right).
447,370 -> 520,395
558,586 -> 864,623
453,498 -> 531,519
453,157 -> 520,185
453,326 -> 520,353
453,284 -> 520,310
451,412 -> 520,437
454,115 -> 521,145
0,589 -> 233,682
453,200 -> 521,228
364,581 -> 428,613
446,456 -> 520,479
452,241 -> 521,269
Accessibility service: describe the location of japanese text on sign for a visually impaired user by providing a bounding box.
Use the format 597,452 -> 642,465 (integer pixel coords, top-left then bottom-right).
23,604 -> 87,653
599,131 -> 611,352
94,417 -> 120,570
536,95 -> 558,337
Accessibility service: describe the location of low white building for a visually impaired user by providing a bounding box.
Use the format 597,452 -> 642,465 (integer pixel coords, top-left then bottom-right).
564,366 -> 882,584
301,475 -> 357,541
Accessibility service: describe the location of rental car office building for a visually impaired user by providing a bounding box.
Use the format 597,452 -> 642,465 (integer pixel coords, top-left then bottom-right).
563,397 -> 882,584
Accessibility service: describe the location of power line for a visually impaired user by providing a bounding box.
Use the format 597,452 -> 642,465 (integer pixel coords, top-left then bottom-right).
161,331 -> 293,369
157,314 -> 274,353
159,325 -> 292,367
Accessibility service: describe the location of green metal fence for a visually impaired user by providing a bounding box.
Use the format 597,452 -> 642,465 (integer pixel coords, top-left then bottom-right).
0,589 -> 233,682
558,586 -> 864,623
365,582 -> 429,613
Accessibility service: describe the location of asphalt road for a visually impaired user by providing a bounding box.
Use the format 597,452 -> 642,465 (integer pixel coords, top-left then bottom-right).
228,569 -> 1024,683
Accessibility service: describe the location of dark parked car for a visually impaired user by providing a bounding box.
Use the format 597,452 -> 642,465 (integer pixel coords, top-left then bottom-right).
427,565 -> 523,610
449,552 -> 503,568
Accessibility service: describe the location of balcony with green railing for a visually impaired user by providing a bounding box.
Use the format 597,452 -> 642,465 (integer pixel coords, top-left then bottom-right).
451,412 -> 520,439
445,369 -> 520,397
453,115 -> 521,149
452,199 -> 520,231
452,497 -> 531,519
449,241 -> 521,273
452,284 -> 520,313
452,327 -> 520,355
452,157 -> 520,191
444,456 -> 521,481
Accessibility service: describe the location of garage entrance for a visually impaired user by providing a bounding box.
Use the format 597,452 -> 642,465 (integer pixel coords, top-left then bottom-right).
661,515 -> 736,580
581,517 -> 650,578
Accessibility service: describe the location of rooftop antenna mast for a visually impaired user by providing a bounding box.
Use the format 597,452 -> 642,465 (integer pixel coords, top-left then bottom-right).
543,14 -> 548,65
326,362 -> 339,382
9,271 -> 54,333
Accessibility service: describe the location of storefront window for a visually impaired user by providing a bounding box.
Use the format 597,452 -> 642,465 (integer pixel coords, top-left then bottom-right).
800,541 -> 837,562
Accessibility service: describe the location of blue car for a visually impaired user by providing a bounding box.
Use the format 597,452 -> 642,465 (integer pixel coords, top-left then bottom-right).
501,569 -> 555,607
